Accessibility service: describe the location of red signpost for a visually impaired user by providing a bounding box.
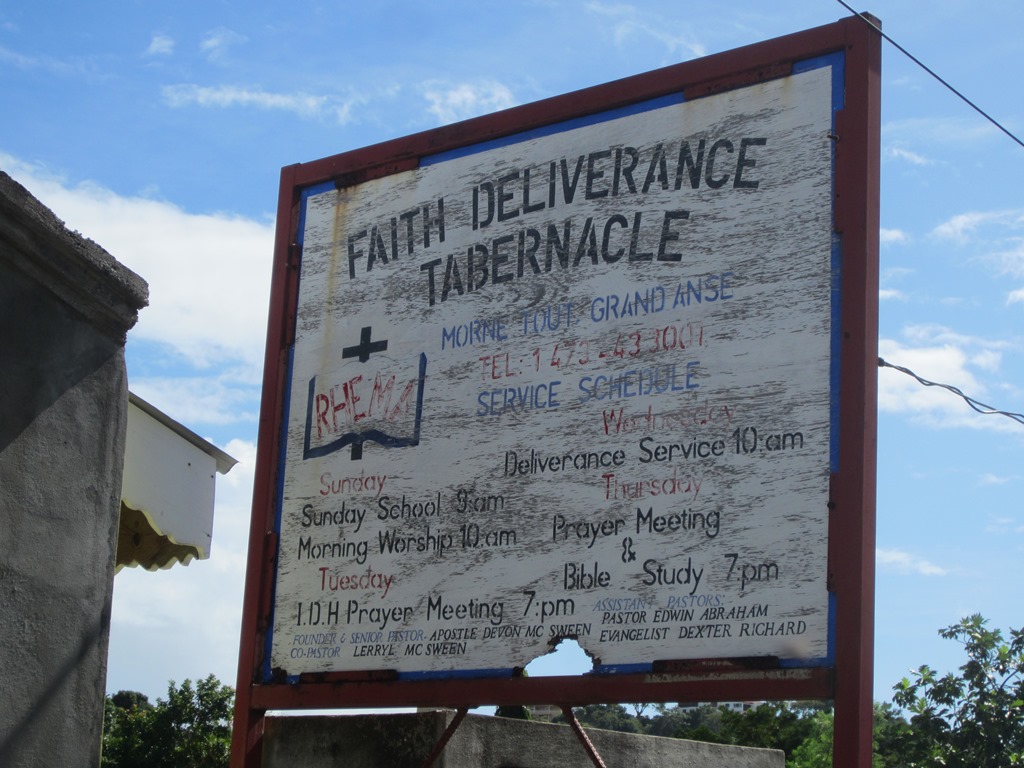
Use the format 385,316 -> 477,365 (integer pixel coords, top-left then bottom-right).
232,15 -> 879,768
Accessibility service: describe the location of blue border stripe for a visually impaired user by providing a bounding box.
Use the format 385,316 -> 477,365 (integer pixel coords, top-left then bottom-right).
794,51 -> 846,110
794,50 -> 844,666
263,190 -> 317,681
779,655 -> 832,669
830,232 -> 843,474
263,345 -> 296,682
592,662 -> 651,675
399,667 -> 516,681
795,51 -> 846,473
298,181 -> 337,225
421,92 -> 686,167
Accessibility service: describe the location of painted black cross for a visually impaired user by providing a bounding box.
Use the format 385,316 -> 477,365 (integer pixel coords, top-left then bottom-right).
342,326 -> 388,363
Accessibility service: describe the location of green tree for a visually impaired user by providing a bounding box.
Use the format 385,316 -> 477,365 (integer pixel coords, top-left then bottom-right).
787,709 -> 833,768
102,691 -> 153,767
717,701 -> 831,759
872,701 -> 929,768
893,614 -> 1024,767
560,703 -> 643,733
786,703 -> 926,768
102,674 -> 234,768
645,704 -> 725,740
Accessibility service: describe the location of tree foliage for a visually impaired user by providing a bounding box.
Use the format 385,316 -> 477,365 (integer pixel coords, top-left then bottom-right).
558,703 -> 643,733
566,617 -> 1024,765
99,616 -> 1023,766
102,675 -> 234,768
717,701 -> 831,758
893,614 -> 1024,767
645,703 -> 725,739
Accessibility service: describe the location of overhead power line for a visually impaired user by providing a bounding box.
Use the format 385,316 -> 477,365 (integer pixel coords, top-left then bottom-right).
834,0 -> 1024,151
878,358 -> 1024,426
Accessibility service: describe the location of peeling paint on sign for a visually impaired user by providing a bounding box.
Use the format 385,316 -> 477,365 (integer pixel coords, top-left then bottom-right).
270,66 -> 836,677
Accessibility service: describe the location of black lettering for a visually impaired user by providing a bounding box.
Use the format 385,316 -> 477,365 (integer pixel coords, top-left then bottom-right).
474,183 -> 495,230
546,221 -> 571,270
497,171 -> 520,222
420,258 -> 442,306
642,143 -> 669,193
559,156 -> 585,204
347,229 -> 367,278
585,149 -> 611,199
613,147 -> 639,196
705,139 -> 734,189
442,253 -> 464,302
657,210 -> 688,262
523,167 -> 545,214
399,209 -> 418,254
518,228 -> 542,276
423,199 -> 445,246
734,138 -> 766,189
675,139 -> 705,189
468,244 -> 489,291
601,214 -> 629,263
492,234 -> 514,283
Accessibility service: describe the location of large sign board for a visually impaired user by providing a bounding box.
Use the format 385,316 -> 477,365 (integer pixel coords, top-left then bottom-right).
235,16 -> 878,767
277,66 -> 834,677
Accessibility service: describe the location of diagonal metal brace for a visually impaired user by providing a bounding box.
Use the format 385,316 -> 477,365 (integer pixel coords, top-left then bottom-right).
561,705 -> 608,768
419,707 -> 469,768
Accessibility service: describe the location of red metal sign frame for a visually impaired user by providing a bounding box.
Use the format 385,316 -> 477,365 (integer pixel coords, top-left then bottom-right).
232,15 -> 879,767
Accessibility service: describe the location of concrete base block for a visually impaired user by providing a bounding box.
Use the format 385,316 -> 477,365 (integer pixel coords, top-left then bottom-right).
262,711 -> 783,768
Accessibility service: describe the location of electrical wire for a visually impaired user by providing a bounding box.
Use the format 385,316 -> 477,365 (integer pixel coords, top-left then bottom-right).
834,0 -> 1024,151
878,357 -> 1024,426
830,8 -> 1024,426
825,8 -> 1023,425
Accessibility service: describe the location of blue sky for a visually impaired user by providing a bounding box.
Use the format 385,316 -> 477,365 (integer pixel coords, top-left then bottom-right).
3,1 -> 1023,709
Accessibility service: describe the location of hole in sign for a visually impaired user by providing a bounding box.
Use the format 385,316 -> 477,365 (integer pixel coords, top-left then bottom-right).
524,638 -> 597,677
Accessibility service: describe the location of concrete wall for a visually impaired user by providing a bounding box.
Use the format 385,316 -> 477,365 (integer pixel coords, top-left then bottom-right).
261,712 -> 784,768
0,172 -> 147,767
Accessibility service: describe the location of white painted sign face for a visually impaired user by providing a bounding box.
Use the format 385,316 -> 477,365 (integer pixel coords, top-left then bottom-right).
269,65 -> 837,678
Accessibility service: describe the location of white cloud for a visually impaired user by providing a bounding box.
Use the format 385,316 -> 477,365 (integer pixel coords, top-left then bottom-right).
880,265 -> 910,301
585,2 -> 706,59
932,210 -> 1021,244
0,43 -> 90,77
992,238 -> 1024,279
930,211 -> 1024,295
162,84 -> 362,125
984,514 -> 1024,536
200,28 -> 247,61
970,348 -> 1003,372
145,34 -> 175,57
0,153 -> 274,371
130,373 -> 261,427
900,323 -> 1004,351
880,228 -> 909,245
979,473 -> 1014,486
422,80 -> 518,125
876,548 -> 947,577
0,43 -> 45,69
882,266 -> 913,280
883,116 -> 999,145
887,146 -> 933,166
878,325 -> 1018,432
